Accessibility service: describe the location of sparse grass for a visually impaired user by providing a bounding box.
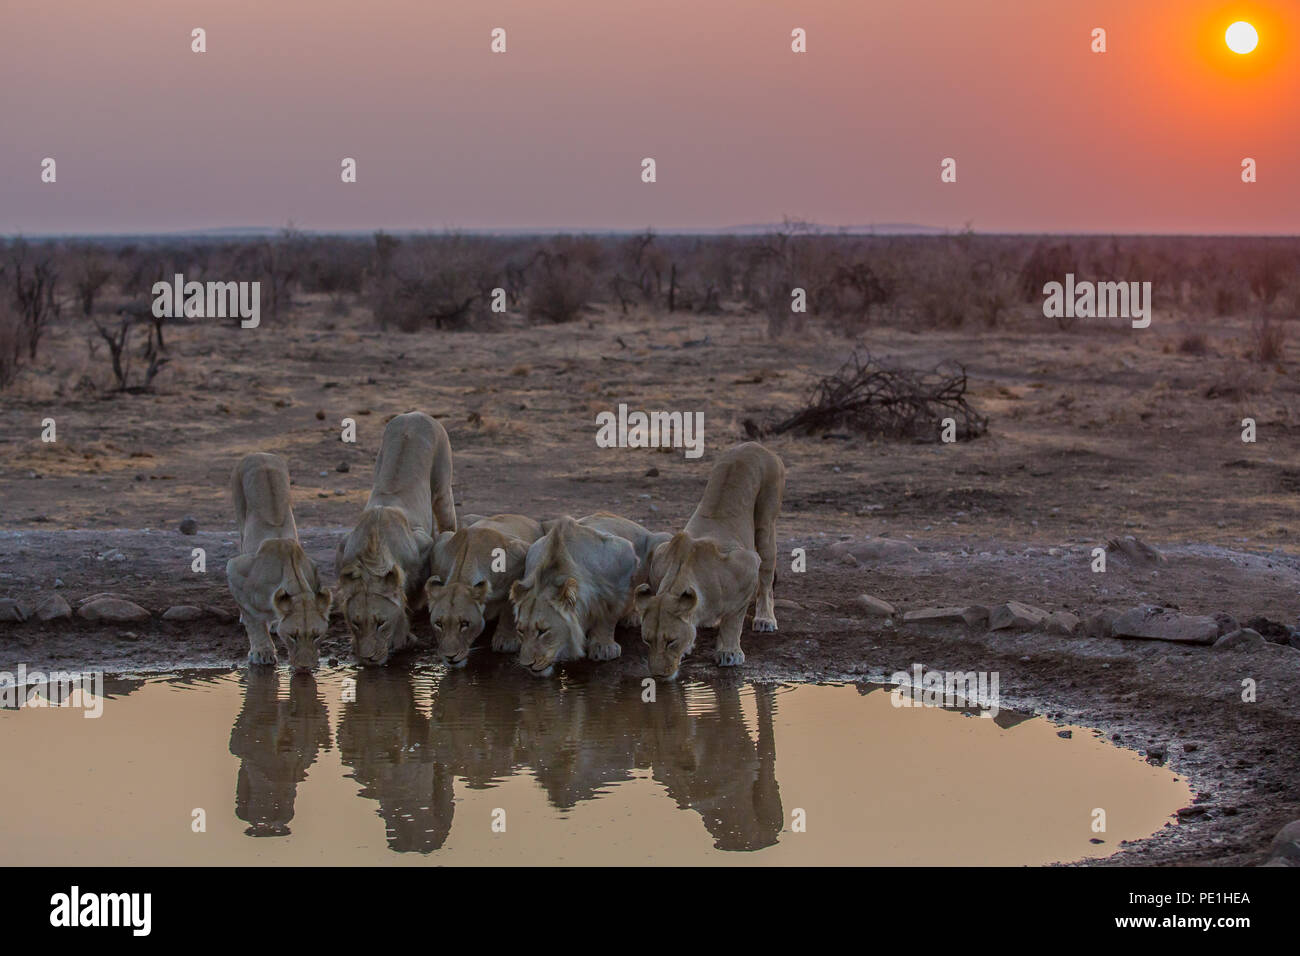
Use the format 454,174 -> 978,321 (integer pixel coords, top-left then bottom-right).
1249,317 -> 1286,363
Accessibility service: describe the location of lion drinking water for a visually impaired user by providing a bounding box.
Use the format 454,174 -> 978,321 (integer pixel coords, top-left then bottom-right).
425,513 -> 544,665
509,515 -> 643,676
636,442 -> 785,680
226,453 -> 332,669
336,412 -> 456,666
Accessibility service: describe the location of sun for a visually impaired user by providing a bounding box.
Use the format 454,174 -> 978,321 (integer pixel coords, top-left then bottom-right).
1225,20 -> 1259,54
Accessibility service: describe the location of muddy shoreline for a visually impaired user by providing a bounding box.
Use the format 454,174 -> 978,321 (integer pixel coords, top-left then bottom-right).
3,527 -> 1297,867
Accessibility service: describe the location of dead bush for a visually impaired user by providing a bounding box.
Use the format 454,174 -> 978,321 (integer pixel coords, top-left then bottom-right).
527,248 -> 594,324
759,350 -> 987,442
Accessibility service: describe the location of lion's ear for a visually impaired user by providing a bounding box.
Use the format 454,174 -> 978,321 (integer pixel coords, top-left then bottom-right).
509,579 -> 529,605
633,582 -> 654,613
675,587 -> 698,613
273,587 -> 293,618
558,577 -> 580,609
316,589 -> 334,617
469,580 -> 489,603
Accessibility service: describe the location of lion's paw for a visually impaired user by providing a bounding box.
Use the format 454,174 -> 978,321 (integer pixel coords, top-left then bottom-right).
492,633 -> 521,653
752,616 -> 778,633
248,646 -> 278,666
714,648 -> 746,667
588,640 -> 623,662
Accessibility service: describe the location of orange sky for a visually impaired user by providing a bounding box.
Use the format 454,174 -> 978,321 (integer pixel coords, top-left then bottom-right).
2,0 -> 1297,234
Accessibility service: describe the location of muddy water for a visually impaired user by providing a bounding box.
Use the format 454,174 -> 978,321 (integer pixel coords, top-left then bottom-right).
0,660 -> 1191,865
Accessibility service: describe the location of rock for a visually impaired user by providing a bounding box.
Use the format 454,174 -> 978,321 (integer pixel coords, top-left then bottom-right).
1111,605 -> 1218,645
78,598 -> 151,624
989,601 -> 1051,631
1212,628 -> 1265,652
1084,609 -> 1118,639
772,599 -> 801,612
315,408 -> 326,420
644,467 -> 659,477
77,592 -> 129,607
829,537 -> 920,563
0,599 -> 27,623
902,606 -> 988,628
839,552 -> 860,568
336,461 -> 350,473
1263,820 -> 1300,866
1057,730 -> 1073,739
162,605 -> 206,622
203,605 -> 239,624
1106,535 -> 1166,564
34,594 -> 72,621
178,515 -> 199,535
1045,610 -> 1080,635
855,594 -> 896,617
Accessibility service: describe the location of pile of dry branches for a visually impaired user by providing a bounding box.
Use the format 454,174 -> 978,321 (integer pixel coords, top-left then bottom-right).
762,351 -> 987,442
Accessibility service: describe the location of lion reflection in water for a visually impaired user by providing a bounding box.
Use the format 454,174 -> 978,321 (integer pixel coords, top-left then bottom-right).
229,663 -> 783,853
228,669 -> 331,837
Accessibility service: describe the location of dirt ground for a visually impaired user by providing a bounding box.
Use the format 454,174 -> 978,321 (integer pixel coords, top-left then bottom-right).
2,297 -> 1299,866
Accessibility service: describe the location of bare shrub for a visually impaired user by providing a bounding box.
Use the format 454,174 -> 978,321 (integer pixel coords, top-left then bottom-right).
71,245 -> 115,316
370,235 -> 498,331
1177,330 -> 1209,355
0,302 -> 24,389
7,239 -> 62,359
88,308 -> 169,392
760,350 -> 988,442
527,246 -> 595,324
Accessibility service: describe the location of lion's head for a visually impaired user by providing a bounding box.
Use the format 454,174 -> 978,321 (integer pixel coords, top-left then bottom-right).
338,564 -> 408,666
247,538 -> 332,671
274,586 -> 333,670
635,584 -> 699,680
426,579 -> 489,665
510,575 -> 585,677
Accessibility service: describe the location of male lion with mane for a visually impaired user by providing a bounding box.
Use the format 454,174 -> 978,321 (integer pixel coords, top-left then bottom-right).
226,453 -> 332,669
636,442 -> 784,680
425,513 -> 544,665
336,412 -> 456,666
509,516 -> 639,676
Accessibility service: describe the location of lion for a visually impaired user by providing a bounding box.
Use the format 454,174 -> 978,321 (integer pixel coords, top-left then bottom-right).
509,516 -> 639,676
335,412 -> 456,666
226,453 -> 332,669
571,512 -> 671,624
635,442 -> 784,680
424,513 -> 544,665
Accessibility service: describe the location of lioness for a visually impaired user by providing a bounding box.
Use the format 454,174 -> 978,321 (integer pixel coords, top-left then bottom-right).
509,516 -> 639,676
425,513 -> 544,665
336,412 -> 456,666
635,442 -> 785,679
226,453 -> 332,669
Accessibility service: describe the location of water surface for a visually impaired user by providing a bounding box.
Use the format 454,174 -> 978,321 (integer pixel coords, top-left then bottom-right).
0,661 -> 1190,865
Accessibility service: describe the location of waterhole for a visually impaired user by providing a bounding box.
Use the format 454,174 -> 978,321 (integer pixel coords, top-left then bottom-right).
0,661 -> 1190,865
